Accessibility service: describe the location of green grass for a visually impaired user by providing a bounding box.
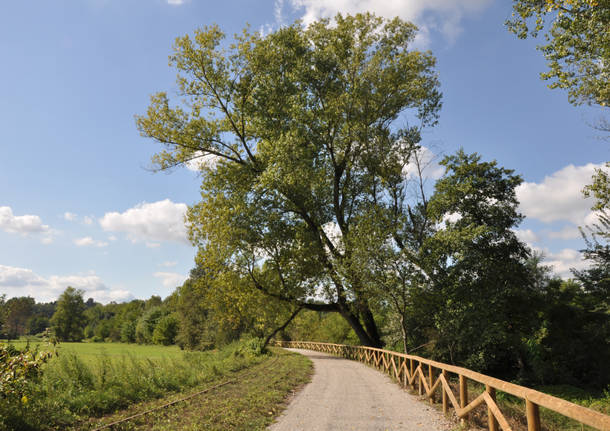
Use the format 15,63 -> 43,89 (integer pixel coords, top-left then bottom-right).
0,339 -> 302,431
82,347 -> 313,431
4,339 -> 184,365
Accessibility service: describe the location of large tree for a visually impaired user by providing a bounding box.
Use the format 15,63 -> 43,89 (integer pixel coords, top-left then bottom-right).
507,0 -> 609,107
3,297 -> 35,340
137,13 -> 441,347
50,287 -> 86,342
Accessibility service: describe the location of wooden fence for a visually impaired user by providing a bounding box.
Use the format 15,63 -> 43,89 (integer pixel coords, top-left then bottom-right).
273,340 -> 610,431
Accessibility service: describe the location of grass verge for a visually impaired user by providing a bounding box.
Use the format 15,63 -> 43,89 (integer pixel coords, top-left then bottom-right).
79,347 -> 312,431
1,339 -> 291,431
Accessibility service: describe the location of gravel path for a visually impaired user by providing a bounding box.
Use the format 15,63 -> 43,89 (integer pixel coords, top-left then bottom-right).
269,348 -> 453,431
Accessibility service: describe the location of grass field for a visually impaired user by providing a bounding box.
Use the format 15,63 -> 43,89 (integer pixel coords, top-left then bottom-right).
0,339 -> 313,431
83,347 -> 312,431
5,338 -> 185,364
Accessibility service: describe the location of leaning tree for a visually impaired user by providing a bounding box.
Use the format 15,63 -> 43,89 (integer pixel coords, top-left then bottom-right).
137,13 -> 441,347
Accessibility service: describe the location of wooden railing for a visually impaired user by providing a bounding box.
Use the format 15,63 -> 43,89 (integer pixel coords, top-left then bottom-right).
272,340 -> 610,431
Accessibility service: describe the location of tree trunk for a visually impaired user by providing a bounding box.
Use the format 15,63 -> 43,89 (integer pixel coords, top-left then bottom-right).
338,305 -> 382,347
361,306 -> 383,348
399,315 -> 408,354
263,307 -> 302,349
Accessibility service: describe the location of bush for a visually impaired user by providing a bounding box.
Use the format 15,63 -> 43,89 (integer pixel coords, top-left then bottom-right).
0,343 -> 53,431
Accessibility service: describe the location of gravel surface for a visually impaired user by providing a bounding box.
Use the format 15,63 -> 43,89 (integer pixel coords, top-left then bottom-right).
269,348 -> 454,431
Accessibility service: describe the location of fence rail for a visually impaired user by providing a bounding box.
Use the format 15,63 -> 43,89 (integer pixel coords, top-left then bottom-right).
272,340 -> 610,431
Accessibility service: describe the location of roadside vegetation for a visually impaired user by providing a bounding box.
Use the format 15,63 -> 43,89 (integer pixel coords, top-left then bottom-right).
0,338 -> 293,431
83,347 -> 312,431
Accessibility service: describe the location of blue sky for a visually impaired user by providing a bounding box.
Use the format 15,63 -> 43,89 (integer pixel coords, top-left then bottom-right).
0,0 -> 606,303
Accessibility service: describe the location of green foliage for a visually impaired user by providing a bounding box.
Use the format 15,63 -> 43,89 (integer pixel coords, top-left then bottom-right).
120,318 -> 137,343
423,151 -> 536,376
86,348 -> 312,431
584,162 -> 610,211
0,342 -> 53,431
50,287 -> 86,342
137,12 -> 442,347
152,313 -> 179,345
1,340 -> 267,430
284,310 -> 359,345
135,306 -> 165,344
3,297 -> 35,340
506,0 -> 610,106
175,278 -> 210,350
26,315 -> 49,336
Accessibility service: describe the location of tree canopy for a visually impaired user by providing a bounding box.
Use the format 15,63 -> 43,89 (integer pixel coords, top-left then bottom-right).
51,287 -> 86,342
137,13 -> 442,347
507,0 -> 610,107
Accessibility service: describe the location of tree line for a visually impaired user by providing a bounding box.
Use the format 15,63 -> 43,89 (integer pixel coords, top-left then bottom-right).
0,289 -> 179,346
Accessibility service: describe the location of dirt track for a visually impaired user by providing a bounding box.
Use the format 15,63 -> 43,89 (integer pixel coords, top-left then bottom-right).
269,348 -> 453,431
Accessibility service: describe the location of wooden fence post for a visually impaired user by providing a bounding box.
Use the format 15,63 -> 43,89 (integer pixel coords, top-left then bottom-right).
459,374 -> 468,425
442,370 -> 448,414
418,362 -> 423,396
486,385 -> 498,431
410,359 -> 415,389
429,364 -> 434,404
526,400 -> 541,431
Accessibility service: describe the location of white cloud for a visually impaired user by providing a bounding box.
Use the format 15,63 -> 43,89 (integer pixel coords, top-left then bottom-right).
542,248 -> 588,278
73,236 -> 108,248
516,163 -> 601,224
403,146 -> 445,180
64,212 -> 77,221
515,228 -> 539,244
0,206 -> 49,234
0,264 -> 133,303
83,216 -> 94,225
185,151 -> 221,172
153,271 -> 187,289
99,199 -> 189,244
286,0 -> 491,43
160,261 -> 178,267
167,0 -> 184,5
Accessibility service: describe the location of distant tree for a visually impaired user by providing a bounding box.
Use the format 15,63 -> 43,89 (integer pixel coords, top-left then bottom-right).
26,315 -> 49,335
120,319 -> 137,343
3,297 -> 35,340
135,306 -> 164,344
507,0 -> 610,107
152,314 -> 179,345
50,287 -> 86,342
145,296 -> 162,309
175,278 -> 209,350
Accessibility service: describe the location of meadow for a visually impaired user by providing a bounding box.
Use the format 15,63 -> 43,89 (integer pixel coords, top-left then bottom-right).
0,338 -> 312,431
6,338 -> 186,364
